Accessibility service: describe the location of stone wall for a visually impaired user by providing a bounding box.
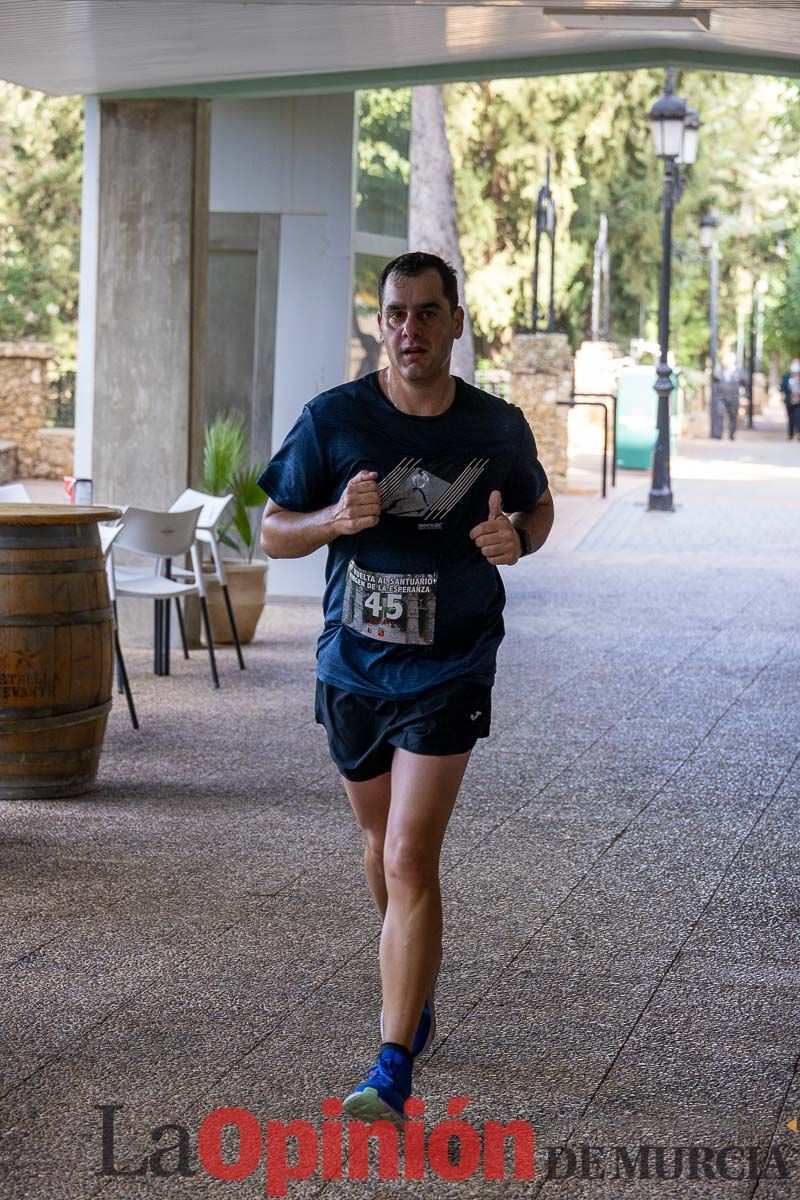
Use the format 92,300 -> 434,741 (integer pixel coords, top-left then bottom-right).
0,342 -> 73,479
35,427 -> 74,479
0,440 -> 16,485
509,333 -> 572,492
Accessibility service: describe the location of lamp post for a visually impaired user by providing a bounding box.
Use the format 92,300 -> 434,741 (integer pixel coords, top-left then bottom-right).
756,276 -> 768,374
747,276 -> 756,428
647,70 -> 699,512
699,210 -> 721,438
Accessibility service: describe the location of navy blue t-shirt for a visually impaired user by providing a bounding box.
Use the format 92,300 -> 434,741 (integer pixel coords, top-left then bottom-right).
258,372 -> 548,698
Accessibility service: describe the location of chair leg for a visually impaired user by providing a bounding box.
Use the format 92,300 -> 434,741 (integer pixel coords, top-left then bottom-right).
114,628 -> 139,730
163,593 -> 171,676
174,597 -> 189,659
221,584 -> 246,670
154,599 -> 163,675
199,596 -> 220,689
113,600 -> 123,694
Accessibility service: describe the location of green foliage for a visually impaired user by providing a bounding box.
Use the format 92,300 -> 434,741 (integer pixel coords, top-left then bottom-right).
764,228 -> 800,361
0,83 -> 83,372
356,89 -> 411,239
439,70 -> 800,367
6,69 -> 800,399
446,72 -> 666,358
675,73 -> 800,368
203,413 -> 268,563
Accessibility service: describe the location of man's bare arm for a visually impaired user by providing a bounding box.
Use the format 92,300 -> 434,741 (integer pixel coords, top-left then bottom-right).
510,486 -> 554,553
260,470 -> 381,559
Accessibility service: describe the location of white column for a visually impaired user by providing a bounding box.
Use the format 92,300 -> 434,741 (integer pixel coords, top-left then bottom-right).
269,212 -> 353,597
73,96 -> 100,478
209,93 -> 356,598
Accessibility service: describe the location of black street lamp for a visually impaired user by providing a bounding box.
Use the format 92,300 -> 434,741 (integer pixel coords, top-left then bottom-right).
699,210 -> 721,438
647,70 -> 700,512
747,276 -> 757,429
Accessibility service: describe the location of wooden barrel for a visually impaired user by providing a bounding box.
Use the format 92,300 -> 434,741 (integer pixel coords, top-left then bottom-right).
0,503 -> 121,799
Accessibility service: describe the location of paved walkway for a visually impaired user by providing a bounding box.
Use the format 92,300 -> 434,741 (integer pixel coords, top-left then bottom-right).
2,415 -> 800,1198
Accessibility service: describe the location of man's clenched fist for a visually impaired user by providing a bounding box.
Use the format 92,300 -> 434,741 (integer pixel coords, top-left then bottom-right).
331,470 -> 381,535
469,490 -> 520,565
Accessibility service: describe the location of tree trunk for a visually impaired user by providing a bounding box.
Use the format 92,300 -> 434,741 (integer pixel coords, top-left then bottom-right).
409,85 -> 475,383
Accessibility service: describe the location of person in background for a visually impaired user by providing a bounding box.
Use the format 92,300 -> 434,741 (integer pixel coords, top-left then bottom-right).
712,350 -> 746,441
780,358 -> 800,440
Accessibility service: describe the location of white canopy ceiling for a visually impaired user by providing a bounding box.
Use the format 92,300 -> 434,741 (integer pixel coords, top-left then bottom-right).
1,1 -> 799,97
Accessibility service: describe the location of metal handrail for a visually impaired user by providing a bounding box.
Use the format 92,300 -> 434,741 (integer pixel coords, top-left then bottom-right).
557,391 -> 617,499
575,390 -> 617,491
507,371 -> 617,499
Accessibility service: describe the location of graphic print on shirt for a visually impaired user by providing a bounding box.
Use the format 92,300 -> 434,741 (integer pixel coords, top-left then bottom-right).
342,559 -> 437,645
343,456 -> 491,643
379,457 -> 490,529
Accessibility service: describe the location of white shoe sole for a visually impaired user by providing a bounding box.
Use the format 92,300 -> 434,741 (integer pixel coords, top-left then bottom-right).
343,1087 -> 406,1131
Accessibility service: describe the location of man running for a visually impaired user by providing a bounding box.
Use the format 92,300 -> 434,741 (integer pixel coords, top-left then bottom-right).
258,251 -> 554,1127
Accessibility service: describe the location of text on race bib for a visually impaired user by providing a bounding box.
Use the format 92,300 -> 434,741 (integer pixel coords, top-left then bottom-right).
342,560 -> 437,646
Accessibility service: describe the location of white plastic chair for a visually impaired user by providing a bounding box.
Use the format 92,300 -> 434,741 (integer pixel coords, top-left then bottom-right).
168,487 -> 245,669
0,482 -> 32,502
99,523 -> 139,729
112,506 -> 221,688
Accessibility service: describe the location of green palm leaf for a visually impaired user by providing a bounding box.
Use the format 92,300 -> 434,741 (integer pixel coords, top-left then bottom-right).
203,413 -> 245,496
203,413 -> 269,562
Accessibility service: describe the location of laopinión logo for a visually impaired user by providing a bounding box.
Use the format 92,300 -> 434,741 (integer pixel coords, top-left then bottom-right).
95,1099 -> 535,1196
95,1103 -> 800,1193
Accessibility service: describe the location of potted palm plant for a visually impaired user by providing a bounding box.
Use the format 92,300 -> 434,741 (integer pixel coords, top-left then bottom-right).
202,412 -> 270,645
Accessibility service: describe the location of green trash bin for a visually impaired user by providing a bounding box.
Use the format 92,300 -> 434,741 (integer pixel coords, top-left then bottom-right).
615,366 -> 677,470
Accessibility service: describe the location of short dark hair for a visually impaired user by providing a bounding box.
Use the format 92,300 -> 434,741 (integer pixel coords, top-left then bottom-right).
378,251 -> 459,313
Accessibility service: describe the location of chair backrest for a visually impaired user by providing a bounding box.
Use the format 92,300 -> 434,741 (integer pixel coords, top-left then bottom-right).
98,523 -> 123,603
114,506 -> 202,559
169,487 -> 232,531
0,482 -> 32,502
98,523 -> 122,558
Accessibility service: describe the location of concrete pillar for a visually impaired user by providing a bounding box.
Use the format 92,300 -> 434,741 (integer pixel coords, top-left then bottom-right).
510,333 -> 572,493
90,99 -> 210,507
209,94 -> 356,598
74,97 -> 100,479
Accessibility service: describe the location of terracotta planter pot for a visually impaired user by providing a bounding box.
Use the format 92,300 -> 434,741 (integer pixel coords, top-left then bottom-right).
202,560 -> 268,646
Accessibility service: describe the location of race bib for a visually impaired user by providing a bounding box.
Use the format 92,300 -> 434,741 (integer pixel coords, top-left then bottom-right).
342,559 -> 437,645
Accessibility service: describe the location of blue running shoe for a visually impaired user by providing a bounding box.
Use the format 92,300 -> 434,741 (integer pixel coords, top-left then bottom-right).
380,968 -> 438,1061
342,1045 -> 412,1130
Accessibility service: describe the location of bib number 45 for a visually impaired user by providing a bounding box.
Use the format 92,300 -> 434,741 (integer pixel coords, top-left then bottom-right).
364,591 -> 403,621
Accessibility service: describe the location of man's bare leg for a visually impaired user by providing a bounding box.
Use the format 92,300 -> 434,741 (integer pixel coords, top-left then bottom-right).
342,771 -> 391,919
379,748 -> 471,1051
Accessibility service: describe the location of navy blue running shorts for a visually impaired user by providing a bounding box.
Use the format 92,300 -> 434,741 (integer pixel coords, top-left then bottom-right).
314,676 -> 493,782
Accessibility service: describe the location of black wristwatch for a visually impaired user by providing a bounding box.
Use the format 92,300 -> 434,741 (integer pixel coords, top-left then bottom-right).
515,526 -> 534,558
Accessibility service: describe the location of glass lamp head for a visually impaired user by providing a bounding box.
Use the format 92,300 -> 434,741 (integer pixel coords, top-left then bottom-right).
677,108 -> 700,166
650,89 -> 688,159
699,211 -> 718,250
